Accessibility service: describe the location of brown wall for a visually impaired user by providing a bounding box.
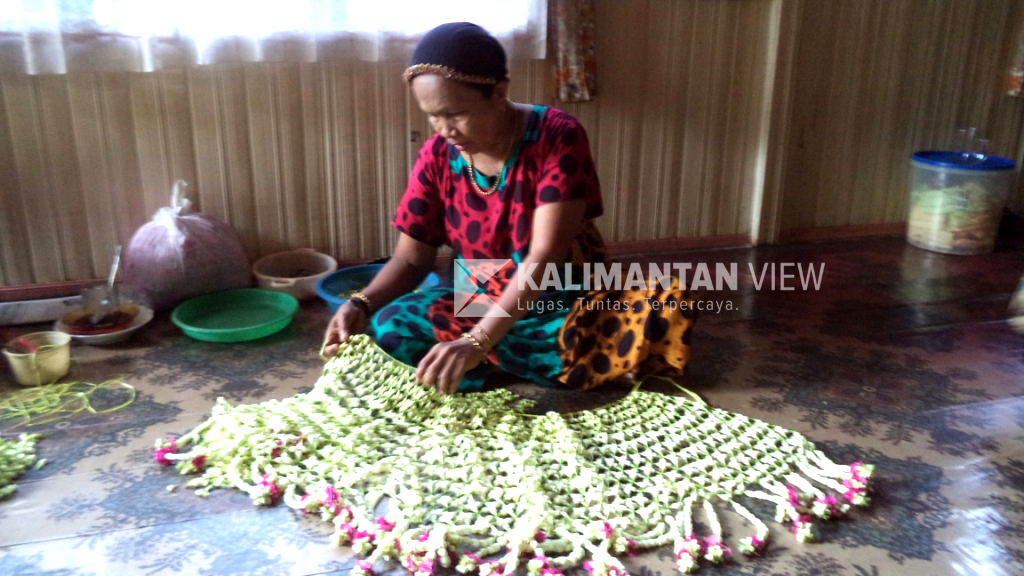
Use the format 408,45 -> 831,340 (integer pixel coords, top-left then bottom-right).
2,0 -> 1023,286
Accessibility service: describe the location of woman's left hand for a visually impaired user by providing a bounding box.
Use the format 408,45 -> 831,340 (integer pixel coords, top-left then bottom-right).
415,337 -> 485,395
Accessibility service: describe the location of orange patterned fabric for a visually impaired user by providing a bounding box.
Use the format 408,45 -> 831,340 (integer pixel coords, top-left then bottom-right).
557,277 -> 698,390
1007,19 -> 1024,96
548,0 -> 598,103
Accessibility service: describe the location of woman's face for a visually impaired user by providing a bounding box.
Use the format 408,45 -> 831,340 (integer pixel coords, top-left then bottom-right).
411,74 -> 509,156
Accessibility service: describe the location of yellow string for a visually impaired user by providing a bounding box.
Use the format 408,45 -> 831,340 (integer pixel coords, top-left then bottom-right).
640,374 -> 706,405
0,379 -> 136,430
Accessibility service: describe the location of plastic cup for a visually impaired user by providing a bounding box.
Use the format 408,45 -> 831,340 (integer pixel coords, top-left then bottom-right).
3,331 -> 72,386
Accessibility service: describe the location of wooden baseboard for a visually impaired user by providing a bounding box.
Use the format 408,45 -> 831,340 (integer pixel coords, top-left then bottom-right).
0,280 -> 95,303
779,223 -> 907,244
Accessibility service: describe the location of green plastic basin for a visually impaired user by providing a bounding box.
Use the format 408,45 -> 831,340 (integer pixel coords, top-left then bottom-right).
171,289 -> 299,342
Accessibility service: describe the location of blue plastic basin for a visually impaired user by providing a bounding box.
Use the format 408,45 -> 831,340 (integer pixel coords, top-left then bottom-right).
315,264 -> 443,314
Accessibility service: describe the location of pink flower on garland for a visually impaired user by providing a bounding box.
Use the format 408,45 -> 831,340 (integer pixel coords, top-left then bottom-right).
336,522 -> 356,544
626,538 -> 637,557
681,533 -> 703,554
354,559 -> 374,576
583,560 -> 627,576
376,517 -> 396,532
153,437 -> 177,466
703,534 -> 731,563
790,514 -> 815,542
814,494 -> 840,517
479,560 -> 504,576
705,535 -> 723,547
531,556 -> 565,576
842,474 -> 869,503
532,557 -> 550,568
739,536 -> 764,555
849,461 -> 866,480
337,506 -> 353,522
786,485 -> 802,508
842,461 -> 873,501
534,530 -> 548,543
675,552 -> 697,573
257,475 -> 281,501
352,528 -> 376,555
791,515 -> 812,532
416,559 -> 436,576
601,522 -> 614,540
322,486 -> 350,518
324,486 -> 339,504
191,455 -> 206,470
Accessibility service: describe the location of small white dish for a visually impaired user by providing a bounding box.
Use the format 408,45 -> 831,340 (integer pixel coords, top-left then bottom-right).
54,306 -> 154,345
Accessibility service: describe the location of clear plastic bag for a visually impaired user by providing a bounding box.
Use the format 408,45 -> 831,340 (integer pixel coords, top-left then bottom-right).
123,180 -> 251,310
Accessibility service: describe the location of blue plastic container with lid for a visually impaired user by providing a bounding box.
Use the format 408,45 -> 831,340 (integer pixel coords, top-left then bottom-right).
908,151 -> 1016,254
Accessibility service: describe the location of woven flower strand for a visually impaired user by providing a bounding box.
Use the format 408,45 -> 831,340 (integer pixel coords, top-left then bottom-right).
156,335 -> 873,574
0,433 -> 39,499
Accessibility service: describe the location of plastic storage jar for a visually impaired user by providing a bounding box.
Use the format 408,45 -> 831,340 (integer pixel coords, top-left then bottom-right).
908,151 -> 1016,255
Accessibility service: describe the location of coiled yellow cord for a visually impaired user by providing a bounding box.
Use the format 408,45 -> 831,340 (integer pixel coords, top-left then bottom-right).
0,379 -> 136,430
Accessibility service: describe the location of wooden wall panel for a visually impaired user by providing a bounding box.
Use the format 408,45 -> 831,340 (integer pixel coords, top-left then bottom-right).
3,0 -> 1023,288
781,0 -> 1024,231
559,0 -> 773,243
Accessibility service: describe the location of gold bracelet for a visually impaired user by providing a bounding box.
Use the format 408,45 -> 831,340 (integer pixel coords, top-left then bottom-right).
471,325 -> 492,350
350,291 -> 373,313
461,332 -> 486,356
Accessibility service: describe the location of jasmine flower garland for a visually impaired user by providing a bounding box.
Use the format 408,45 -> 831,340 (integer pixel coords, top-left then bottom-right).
155,335 -> 874,575
1,433 -> 39,500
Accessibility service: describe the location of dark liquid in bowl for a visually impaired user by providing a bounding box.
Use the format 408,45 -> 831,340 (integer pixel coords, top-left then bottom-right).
63,307 -> 138,335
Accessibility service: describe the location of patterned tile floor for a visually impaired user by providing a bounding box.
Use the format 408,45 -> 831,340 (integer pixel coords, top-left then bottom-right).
2,237 -> 1023,576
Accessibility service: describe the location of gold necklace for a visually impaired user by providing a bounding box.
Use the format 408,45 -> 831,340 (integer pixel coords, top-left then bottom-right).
464,109 -> 520,196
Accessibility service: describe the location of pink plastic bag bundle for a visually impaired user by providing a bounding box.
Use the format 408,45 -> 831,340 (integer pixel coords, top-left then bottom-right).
123,180 -> 251,310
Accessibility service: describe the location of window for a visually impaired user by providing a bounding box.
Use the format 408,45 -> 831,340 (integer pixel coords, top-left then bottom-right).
0,0 -> 545,73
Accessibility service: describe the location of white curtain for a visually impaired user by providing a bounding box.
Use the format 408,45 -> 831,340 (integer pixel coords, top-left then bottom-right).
0,0 -> 546,74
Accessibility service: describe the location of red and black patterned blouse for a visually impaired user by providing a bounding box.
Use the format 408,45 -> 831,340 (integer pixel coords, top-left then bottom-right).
392,106 -> 604,265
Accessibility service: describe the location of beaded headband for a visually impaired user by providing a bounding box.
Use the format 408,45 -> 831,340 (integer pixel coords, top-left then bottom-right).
403,64 -> 502,86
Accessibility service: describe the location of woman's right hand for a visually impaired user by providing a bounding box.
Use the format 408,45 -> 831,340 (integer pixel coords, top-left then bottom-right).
322,301 -> 370,357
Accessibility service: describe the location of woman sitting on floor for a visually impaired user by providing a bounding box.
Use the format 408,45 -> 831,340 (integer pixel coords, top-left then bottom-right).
323,22 -> 697,394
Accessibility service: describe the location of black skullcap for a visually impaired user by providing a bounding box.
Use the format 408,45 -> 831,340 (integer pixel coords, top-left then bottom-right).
403,22 -> 508,85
